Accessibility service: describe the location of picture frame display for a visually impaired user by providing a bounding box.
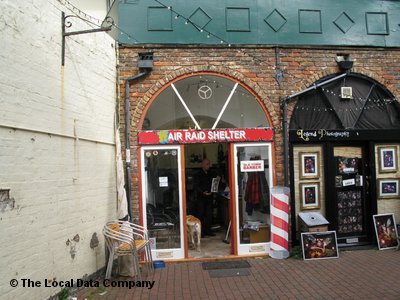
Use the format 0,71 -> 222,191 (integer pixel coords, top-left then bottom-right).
372,214 -> 399,250
337,156 -> 359,174
300,182 -> 320,210
337,190 -> 363,234
378,146 -> 398,173
377,179 -> 400,198
301,231 -> 339,260
299,152 -> 319,179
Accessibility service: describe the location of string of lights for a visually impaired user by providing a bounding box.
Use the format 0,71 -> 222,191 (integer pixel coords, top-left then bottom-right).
294,97 -> 398,113
153,0 -> 231,46
320,87 -> 398,104
56,0 -> 286,75
55,0 -> 141,43
153,0 -> 283,73
56,0 -> 103,25
294,104 -> 396,113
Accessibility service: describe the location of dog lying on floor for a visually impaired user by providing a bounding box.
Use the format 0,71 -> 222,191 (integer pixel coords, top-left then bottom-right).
186,215 -> 201,252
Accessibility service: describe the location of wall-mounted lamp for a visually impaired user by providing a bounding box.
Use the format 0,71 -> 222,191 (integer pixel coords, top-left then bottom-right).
335,53 -> 353,71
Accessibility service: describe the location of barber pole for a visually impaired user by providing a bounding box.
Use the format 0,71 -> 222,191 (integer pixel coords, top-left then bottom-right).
269,187 -> 290,259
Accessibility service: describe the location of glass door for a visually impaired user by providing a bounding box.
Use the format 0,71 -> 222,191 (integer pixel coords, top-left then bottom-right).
332,146 -> 370,245
233,143 -> 273,255
140,145 -> 184,260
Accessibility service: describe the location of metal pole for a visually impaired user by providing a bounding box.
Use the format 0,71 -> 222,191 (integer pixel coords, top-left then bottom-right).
124,71 -> 148,221
282,100 -> 289,187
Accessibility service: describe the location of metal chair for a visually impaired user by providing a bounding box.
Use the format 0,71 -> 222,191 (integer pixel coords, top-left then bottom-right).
103,221 -> 153,280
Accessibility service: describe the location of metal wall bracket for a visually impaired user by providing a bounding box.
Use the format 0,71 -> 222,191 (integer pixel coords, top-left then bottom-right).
61,12 -> 113,66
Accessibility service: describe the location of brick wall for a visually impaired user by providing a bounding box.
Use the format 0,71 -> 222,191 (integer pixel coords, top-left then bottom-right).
0,1 -> 117,298
118,46 -> 400,218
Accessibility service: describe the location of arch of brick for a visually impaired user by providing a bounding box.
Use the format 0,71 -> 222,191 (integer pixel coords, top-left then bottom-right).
134,66 -> 280,129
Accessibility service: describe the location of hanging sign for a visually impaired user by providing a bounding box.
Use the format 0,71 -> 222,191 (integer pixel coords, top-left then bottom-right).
138,128 -> 273,145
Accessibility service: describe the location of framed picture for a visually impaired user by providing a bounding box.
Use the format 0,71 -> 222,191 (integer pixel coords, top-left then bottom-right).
377,179 -> 400,198
300,182 -> 320,210
372,214 -> 399,250
299,152 -> 319,179
301,231 -> 339,260
378,146 -> 397,173
210,177 -> 220,193
337,157 -> 359,174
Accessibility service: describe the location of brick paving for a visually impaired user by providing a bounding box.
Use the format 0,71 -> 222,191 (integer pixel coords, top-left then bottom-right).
73,249 -> 400,299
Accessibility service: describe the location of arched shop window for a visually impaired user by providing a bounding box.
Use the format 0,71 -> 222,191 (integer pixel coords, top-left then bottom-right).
290,73 -> 400,130
142,74 -> 270,130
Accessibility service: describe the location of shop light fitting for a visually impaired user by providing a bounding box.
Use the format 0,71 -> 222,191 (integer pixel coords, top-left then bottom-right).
335,53 -> 354,71
340,87 -> 353,99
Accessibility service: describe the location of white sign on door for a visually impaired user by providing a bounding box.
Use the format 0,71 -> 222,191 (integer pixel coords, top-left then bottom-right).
240,160 -> 264,172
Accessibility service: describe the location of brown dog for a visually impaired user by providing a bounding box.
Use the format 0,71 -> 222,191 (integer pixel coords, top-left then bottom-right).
186,215 -> 201,252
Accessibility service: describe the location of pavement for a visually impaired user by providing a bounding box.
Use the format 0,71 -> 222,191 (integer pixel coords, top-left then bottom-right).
73,248 -> 400,299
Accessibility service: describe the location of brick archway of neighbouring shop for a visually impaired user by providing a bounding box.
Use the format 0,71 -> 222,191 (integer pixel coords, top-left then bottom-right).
285,67 -> 397,123
133,67 -> 278,130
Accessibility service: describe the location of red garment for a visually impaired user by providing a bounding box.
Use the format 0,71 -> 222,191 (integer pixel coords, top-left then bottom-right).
245,173 -> 261,205
244,172 -> 269,215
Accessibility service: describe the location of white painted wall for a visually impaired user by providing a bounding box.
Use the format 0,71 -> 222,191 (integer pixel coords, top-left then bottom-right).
0,0 -> 117,299
68,0 -> 108,20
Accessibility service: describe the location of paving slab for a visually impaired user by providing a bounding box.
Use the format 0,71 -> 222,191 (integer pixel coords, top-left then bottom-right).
73,249 -> 400,300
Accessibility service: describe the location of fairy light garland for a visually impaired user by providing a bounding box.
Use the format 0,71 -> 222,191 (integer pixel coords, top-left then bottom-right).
294,87 -> 398,113
320,87 -> 398,104
154,0 -> 231,46
56,0 -> 140,43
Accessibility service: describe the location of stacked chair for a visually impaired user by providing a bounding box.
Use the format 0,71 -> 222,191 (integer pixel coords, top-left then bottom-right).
103,221 -> 153,280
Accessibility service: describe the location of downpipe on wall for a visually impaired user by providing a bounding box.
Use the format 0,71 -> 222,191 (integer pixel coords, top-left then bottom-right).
124,70 -> 149,221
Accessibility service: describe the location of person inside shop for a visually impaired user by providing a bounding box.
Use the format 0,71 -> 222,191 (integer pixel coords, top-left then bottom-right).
194,158 -> 221,237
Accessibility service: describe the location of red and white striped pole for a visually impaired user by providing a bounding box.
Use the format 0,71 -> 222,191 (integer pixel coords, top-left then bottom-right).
270,187 -> 290,259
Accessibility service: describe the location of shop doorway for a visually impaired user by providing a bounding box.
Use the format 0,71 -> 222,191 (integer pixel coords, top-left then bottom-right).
138,72 -> 274,259
140,145 -> 185,260
185,143 -> 231,258
327,144 -> 372,246
234,143 -> 273,255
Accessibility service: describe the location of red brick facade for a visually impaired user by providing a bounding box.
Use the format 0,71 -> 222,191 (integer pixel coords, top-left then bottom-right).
118,46 -> 400,216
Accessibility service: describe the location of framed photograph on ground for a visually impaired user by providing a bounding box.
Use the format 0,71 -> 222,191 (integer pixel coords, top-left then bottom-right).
377,179 -> 400,198
373,214 -> 399,250
301,231 -> 339,260
378,146 -> 397,173
299,152 -> 319,179
300,182 -> 320,210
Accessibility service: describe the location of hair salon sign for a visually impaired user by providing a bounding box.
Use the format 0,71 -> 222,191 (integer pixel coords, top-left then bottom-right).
138,128 -> 274,145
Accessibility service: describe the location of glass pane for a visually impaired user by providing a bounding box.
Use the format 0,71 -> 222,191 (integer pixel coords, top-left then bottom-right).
334,147 -> 366,237
143,75 -> 269,130
236,145 -> 271,244
222,84 -> 269,128
143,148 -> 181,249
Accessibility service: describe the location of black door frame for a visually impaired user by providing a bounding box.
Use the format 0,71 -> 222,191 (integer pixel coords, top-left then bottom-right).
325,141 -> 374,246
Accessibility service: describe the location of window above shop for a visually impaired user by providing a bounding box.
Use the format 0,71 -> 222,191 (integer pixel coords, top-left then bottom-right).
142,75 -> 269,130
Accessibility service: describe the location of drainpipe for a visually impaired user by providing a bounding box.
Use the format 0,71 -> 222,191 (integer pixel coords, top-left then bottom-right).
281,99 -> 290,187
124,71 -> 149,221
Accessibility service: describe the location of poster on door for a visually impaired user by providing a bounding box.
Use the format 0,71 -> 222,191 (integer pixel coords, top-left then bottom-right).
337,190 -> 363,234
